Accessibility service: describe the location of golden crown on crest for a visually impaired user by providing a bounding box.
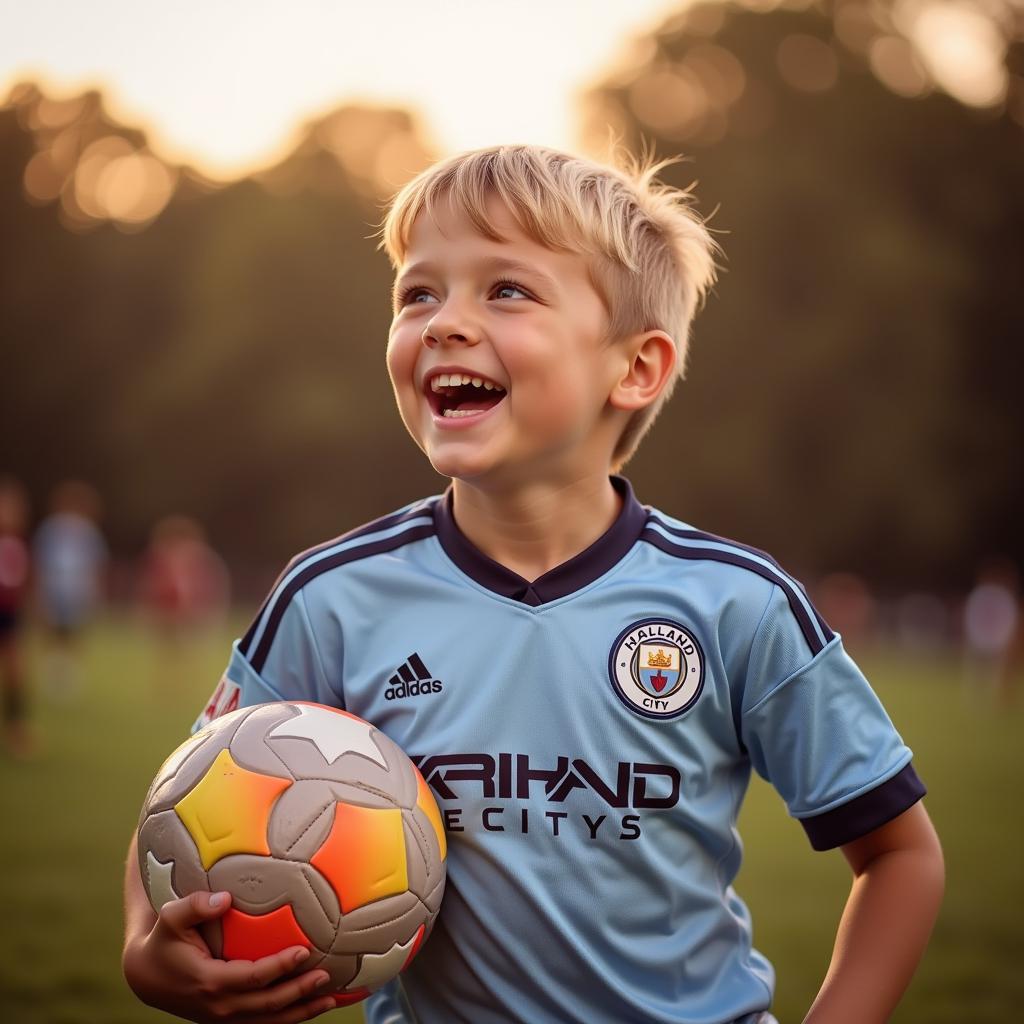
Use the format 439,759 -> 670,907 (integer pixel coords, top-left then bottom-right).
647,648 -> 673,669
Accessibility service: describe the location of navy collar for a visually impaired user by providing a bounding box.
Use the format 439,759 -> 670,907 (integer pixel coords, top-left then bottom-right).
433,477 -> 649,606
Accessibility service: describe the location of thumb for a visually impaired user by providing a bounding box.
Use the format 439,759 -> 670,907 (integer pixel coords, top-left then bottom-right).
158,890 -> 232,935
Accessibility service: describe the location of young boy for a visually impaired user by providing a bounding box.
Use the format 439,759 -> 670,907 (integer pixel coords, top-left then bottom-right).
123,145 -> 944,1024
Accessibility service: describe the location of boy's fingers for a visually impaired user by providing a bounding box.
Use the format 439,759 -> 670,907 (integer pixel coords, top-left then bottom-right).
157,890 -> 231,934
218,967 -> 333,1017
219,946 -> 316,992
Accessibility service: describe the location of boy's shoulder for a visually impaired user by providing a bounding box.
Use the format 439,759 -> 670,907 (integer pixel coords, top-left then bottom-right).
640,501 -> 834,658
238,494 -> 443,667
641,504 -> 790,584
281,494 -> 441,580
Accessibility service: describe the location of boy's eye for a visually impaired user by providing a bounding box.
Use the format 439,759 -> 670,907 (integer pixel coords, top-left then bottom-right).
492,280 -> 529,300
398,287 -> 437,306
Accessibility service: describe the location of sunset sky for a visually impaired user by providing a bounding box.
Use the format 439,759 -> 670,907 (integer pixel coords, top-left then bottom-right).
1,0 -> 682,179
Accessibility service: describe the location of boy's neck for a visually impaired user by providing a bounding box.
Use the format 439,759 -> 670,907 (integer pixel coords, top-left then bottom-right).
449,473 -> 623,583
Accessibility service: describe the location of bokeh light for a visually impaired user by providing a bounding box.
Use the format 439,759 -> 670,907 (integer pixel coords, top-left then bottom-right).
14,84 -> 178,229
908,1 -> 1008,107
869,35 -> 930,98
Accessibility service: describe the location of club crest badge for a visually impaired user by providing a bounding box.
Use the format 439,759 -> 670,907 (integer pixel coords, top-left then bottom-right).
608,619 -> 704,720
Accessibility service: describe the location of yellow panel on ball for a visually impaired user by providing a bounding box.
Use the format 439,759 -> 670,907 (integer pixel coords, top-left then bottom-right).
311,802 -> 408,913
174,748 -> 292,870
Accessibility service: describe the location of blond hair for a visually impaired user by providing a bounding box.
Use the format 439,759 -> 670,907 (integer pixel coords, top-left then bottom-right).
379,144 -> 718,465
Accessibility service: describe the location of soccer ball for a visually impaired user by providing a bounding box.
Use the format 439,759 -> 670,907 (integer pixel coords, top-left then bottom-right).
136,701 -> 447,1006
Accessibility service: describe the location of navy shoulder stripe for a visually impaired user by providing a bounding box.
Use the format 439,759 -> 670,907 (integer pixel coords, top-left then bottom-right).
650,518 -> 788,571
239,501 -> 434,655
288,502 -> 437,568
641,518 -> 834,657
650,518 -> 835,641
241,501 -> 437,673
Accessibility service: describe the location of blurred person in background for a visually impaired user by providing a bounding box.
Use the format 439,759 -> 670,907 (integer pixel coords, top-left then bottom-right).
32,479 -> 108,696
895,591 -> 952,655
137,515 -> 230,687
0,476 -> 32,756
963,559 -> 1020,704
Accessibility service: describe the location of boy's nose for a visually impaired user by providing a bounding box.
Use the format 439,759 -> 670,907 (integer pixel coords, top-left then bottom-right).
422,306 -> 480,348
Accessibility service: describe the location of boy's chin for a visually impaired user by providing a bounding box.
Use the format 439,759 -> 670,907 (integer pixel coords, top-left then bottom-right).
424,441 -> 508,484
426,452 -> 492,483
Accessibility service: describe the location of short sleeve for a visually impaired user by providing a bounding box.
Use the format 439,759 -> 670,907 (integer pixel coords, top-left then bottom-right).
192,588 -> 343,733
740,585 -> 925,850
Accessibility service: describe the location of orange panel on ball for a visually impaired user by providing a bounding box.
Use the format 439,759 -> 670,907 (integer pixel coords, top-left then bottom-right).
174,749 -> 292,870
221,904 -> 311,961
311,802 -> 408,913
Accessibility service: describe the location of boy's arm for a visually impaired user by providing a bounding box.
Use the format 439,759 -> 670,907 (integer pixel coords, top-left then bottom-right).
122,829 -> 337,1023
803,802 -> 944,1024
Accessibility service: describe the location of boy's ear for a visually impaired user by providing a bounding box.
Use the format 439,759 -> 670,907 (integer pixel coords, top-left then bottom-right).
609,331 -> 677,412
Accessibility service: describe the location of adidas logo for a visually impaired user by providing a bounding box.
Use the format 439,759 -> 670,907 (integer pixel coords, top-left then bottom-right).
385,652 -> 444,700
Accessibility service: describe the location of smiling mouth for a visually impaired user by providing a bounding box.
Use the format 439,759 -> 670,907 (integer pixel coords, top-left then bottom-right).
427,372 -> 507,419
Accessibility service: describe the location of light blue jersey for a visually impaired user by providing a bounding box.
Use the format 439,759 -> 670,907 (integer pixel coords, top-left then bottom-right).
195,478 -> 924,1024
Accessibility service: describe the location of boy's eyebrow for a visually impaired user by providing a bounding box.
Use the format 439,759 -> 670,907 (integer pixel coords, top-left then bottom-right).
393,257 -> 560,297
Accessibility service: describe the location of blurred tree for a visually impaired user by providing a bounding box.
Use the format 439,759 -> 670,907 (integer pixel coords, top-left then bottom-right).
581,0 -> 1024,586
2,0 -> 1022,590
0,86 -> 441,581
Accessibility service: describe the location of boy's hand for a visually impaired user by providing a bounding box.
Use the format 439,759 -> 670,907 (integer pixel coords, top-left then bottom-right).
123,889 -> 339,1023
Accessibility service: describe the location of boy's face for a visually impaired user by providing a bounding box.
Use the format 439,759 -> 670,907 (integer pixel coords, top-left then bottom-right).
387,197 -> 627,488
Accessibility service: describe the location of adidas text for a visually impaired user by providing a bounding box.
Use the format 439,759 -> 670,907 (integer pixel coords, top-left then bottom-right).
386,679 -> 443,700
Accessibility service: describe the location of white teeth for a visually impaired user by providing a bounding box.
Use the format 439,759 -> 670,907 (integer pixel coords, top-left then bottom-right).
442,408 -> 481,418
428,372 -> 506,392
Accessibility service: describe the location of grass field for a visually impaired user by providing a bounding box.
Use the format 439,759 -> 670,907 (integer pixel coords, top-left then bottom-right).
0,617 -> 1020,1023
